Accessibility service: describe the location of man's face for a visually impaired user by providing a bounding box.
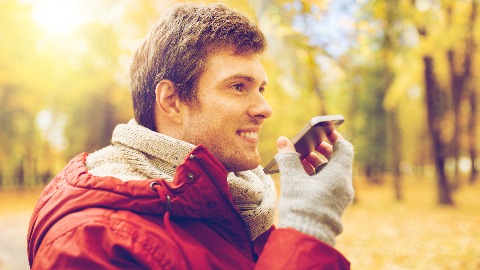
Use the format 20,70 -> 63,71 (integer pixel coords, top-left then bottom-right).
179,49 -> 272,171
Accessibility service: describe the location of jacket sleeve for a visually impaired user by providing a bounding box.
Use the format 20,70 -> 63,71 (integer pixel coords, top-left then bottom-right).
255,228 -> 350,270
30,210 -> 182,270
31,223 -> 142,270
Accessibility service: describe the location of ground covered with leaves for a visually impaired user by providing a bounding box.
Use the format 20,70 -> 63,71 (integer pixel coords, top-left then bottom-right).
0,188 -> 41,270
336,177 -> 480,270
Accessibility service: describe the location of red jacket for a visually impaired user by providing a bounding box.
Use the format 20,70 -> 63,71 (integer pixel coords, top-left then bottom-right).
28,145 -> 350,269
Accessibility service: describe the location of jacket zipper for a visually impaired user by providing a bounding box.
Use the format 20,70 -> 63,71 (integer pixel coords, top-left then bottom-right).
189,154 -> 256,261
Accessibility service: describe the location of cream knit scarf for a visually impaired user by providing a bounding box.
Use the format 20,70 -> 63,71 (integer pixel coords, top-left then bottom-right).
86,119 -> 277,241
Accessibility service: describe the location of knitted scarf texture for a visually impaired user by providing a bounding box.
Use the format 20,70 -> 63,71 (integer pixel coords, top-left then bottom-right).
86,119 -> 277,240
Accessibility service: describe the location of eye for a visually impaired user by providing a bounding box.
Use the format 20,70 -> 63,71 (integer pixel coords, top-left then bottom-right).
232,83 -> 244,92
259,86 -> 266,95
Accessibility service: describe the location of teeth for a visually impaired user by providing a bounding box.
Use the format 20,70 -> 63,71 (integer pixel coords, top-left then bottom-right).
239,132 -> 258,139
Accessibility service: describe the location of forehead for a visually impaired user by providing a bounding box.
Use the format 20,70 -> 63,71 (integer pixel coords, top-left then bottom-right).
201,49 -> 268,84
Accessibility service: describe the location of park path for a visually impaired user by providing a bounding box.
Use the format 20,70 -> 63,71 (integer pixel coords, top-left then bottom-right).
0,211 -> 31,270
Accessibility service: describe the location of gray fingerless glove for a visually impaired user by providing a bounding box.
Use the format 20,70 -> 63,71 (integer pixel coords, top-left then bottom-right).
275,140 -> 354,246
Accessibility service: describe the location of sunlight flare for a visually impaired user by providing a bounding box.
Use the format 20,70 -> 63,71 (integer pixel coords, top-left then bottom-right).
30,0 -> 92,36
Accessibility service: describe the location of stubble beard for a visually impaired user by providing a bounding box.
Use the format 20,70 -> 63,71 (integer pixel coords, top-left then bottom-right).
183,103 -> 260,172
214,144 -> 261,172
183,126 -> 260,172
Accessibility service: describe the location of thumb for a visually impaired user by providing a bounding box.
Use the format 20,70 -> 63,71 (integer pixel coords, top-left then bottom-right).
277,136 -> 296,153
275,136 -> 307,178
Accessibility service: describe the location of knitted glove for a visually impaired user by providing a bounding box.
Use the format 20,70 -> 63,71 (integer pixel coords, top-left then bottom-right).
275,140 -> 354,246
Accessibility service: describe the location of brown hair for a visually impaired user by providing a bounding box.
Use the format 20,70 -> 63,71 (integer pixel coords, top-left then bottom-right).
130,3 -> 267,131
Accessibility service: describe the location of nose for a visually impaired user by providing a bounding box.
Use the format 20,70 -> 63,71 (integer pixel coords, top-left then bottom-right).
248,92 -> 273,122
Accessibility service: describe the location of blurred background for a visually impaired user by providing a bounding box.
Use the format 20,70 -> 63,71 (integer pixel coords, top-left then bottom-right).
0,0 -> 479,269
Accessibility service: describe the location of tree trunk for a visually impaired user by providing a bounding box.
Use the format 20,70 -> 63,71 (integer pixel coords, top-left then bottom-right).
469,89 -> 478,183
466,1 -> 478,184
16,162 -> 25,190
423,56 -> 454,205
388,110 -> 402,200
383,0 -> 402,201
445,1 -> 478,188
447,49 -> 463,188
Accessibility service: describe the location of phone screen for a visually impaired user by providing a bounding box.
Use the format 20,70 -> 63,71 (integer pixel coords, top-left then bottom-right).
263,115 -> 344,175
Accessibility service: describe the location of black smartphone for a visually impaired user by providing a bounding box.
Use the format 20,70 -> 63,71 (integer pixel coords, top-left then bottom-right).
263,115 -> 344,175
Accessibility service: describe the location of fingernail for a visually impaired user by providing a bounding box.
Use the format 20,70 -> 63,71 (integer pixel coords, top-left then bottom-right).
277,138 -> 287,150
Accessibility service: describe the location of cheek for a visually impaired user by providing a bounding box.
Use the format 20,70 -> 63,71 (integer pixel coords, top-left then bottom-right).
182,98 -> 242,145
183,113 -> 221,144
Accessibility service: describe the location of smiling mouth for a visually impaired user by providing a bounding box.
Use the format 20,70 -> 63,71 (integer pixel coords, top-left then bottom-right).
238,131 -> 259,140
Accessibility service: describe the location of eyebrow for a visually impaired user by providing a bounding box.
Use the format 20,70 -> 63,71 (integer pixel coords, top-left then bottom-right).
222,74 -> 268,86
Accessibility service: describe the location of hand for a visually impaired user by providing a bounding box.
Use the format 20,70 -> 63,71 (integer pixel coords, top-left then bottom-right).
292,131 -> 345,175
274,131 -> 354,246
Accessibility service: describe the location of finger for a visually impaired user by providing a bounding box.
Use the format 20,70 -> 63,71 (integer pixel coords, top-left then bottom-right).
301,159 -> 315,175
275,139 -> 308,177
327,131 -> 345,144
303,152 -> 323,168
316,141 -> 333,159
277,136 -> 296,154
301,152 -> 323,175
314,161 -> 328,173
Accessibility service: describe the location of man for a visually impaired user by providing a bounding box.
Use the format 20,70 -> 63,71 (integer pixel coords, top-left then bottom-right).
27,3 -> 354,269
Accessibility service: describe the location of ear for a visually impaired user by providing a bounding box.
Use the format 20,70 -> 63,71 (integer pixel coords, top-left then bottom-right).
154,80 -> 182,124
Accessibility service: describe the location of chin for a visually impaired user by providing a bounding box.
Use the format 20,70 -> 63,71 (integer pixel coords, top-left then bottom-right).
224,158 -> 260,172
